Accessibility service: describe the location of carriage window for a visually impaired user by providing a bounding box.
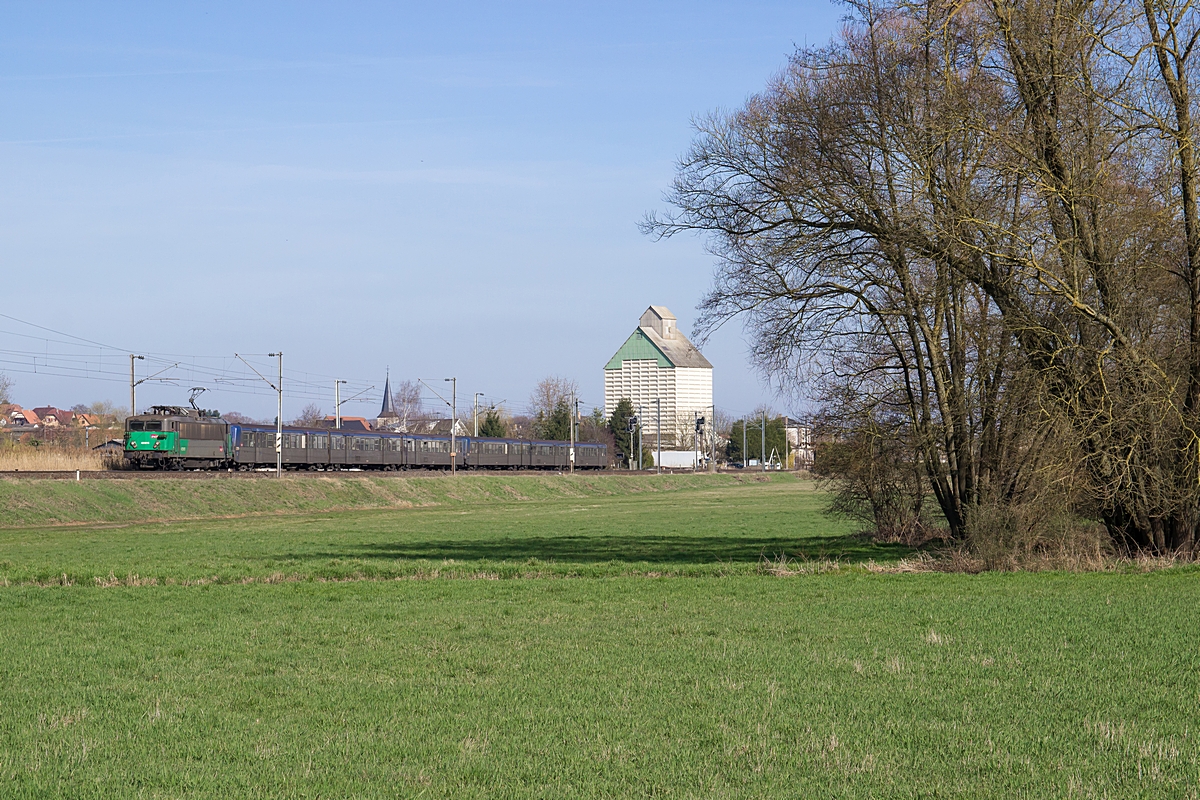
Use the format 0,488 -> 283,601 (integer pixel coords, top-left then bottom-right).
332,436 -> 345,450
405,439 -> 415,451
310,434 -> 328,449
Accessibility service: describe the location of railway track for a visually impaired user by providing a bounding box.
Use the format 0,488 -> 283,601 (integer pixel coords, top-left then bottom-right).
0,469 -> 672,481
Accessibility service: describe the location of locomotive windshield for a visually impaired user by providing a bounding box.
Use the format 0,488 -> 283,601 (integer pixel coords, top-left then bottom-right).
128,421 -> 144,431
144,421 -> 162,431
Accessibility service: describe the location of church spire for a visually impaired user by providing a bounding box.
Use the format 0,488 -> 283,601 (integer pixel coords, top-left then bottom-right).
378,368 -> 397,419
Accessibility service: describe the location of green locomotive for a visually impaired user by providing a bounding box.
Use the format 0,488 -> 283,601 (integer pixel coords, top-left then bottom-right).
124,405 -> 230,470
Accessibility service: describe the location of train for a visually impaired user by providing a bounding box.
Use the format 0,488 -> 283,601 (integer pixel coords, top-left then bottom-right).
124,405 -> 608,471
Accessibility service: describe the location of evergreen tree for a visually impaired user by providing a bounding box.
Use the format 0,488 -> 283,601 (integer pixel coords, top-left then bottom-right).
479,408 -> 506,437
607,397 -> 635,465
536,398 -> 572,441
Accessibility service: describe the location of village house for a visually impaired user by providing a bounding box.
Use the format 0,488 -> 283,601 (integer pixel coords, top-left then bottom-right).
2,405 -> 40,428
32,407 -> 74,427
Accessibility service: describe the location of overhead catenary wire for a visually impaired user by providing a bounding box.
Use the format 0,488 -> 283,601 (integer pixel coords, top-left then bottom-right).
3,312 -> 762,424
0,313 -> 386,410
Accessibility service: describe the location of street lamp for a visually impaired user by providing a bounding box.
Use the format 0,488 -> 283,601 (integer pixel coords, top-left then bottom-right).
473,391 -> 484,437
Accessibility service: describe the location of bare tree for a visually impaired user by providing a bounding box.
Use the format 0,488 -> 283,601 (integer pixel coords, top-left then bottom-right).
290,403 -> 325,427
0,372 -> 12,405
649,0 -> 1200,554
528,376 -> 578,419
391,380 -> 423,429
647,1 -> 1022,539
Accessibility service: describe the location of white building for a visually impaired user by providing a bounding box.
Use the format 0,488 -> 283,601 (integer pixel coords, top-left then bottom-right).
783,416 -> 815,470
603,306 -> 713,449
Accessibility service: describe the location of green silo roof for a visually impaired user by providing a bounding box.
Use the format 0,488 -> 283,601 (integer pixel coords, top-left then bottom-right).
605,329 -> 673,370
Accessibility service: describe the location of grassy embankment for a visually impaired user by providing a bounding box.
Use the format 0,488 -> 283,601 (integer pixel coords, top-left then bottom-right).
1,473 -> 1197,797
0,472 -> 778,528
0,473 -> 883,583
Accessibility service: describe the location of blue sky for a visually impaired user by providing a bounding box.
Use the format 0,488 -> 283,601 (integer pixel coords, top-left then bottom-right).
0,1 -> 841,421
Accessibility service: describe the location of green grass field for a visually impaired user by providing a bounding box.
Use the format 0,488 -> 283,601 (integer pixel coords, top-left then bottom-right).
1,474 -> 1197,798
0,474 -> 893,584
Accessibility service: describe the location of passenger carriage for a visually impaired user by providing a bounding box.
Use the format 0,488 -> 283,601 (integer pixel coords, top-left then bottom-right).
126,407 -> 607,471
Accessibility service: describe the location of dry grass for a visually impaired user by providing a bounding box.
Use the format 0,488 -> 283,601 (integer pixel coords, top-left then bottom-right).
758,553 -> 845,575
0,447 -> 113,471
863,547 -> 1194,574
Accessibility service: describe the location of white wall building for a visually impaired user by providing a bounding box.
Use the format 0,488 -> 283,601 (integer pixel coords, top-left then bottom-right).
603,306 -> 713,449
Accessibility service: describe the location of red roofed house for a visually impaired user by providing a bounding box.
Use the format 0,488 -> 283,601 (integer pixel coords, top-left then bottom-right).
32,407 -> 74,427
5,406 -> 40,427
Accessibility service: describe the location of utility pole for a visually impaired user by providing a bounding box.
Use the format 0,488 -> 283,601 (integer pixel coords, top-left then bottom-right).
335,380 -> 346,429
569,395 -> 576,473
129,354 -> 144,417
710,404 -> 717,472
626,414 -> 637,470
742,416 -> 746,467
418,378 -> 457,474
655,397 -> 661,475
637,404 -> 643,471
446,378 -> 456,476
129,355 -> 176,417
333,383 -> 373,431
272,352 -> 283,479
762,409 -> 767,472
235,352 -> 283,478
474,392 -> 484,437
785,417 -> 790,470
